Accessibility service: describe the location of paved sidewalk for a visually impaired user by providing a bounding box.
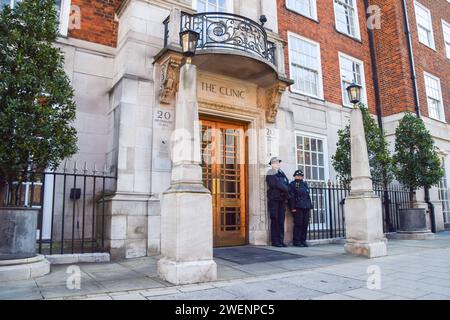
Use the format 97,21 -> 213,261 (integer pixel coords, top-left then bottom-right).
1,231 -> 450,300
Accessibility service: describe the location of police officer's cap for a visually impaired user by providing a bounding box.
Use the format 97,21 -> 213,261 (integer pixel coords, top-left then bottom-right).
293,170 -> 304,177
269,157 -> 282,165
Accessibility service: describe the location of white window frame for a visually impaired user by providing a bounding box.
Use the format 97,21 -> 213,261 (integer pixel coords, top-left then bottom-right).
288,32 -> 324,99
58,0 -> 71,37
414,1 -> 435,50
439,156 -> 450,224
442,20 -> 450,59
333,0 -> 361,40
286,0 -> 318,21
338,52 -> 367,108
295,131 -> 329,183
295,131 -> 330,230
424,71 -> 445,122
193,0 -> 233,13
3,0 -> 71,36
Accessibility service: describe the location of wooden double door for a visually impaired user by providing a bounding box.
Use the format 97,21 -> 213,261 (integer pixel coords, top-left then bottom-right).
200,119 -> 247,247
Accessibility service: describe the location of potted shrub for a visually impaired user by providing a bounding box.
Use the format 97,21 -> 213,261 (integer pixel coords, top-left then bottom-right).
0,0 -> 78,261
392,113 -> 443,235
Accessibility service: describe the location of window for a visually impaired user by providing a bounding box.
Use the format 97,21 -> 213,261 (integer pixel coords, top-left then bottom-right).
194,0 -> 231,13
288,33 -> 323,98
286,0 -> 317,20
443,20 -> 450,59
296,133 -> 328,229
338,53 -> 367,107
296,134 -> 327,182
438,157 -> 450,224
1,0 -> 71,36
334,0 -> 360,39
414,1 -> 435,49
424,72 -> 445,121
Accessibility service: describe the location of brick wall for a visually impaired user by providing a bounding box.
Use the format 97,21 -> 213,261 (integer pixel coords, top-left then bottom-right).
68,0 -> 119,47
370,0 -> 449,121
407,0 -> 450,122
277,0 -> 377,113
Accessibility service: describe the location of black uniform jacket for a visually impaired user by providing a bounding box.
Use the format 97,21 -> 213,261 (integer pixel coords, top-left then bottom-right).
289,180 -> 312,210
266,169 -> 290,201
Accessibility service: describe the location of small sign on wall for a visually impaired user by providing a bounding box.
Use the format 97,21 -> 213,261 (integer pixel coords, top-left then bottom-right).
154,109 -> 174,129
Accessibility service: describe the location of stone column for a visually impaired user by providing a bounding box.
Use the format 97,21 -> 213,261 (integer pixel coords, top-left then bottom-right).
344,107 -> 387,258
157,62 -> 217,285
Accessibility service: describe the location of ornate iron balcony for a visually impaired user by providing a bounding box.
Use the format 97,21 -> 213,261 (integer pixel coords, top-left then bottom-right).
164,12 -> 276,65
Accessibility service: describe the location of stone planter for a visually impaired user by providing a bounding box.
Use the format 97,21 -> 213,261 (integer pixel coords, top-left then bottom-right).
0,207 -> 38,260
0,207 -> 50,281
394,208 -> 435,240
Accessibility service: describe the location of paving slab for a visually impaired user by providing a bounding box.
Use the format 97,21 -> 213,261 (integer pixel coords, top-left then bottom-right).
99,277 -> 164,292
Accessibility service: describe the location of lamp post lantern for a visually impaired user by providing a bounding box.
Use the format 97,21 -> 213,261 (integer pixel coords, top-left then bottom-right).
180,29 -> 200,64
346,82 -> 362,107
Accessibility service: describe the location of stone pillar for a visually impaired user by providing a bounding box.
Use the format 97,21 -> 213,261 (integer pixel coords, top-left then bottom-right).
157,62 -> 217,285
344,107 -> 387,258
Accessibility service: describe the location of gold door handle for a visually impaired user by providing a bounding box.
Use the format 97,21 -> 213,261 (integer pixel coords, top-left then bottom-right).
211,178 -> 221,195
212,178 -> 216,195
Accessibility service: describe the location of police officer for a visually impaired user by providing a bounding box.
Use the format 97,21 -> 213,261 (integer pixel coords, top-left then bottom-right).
289,170 -> 312,247
266,157 -> 290,247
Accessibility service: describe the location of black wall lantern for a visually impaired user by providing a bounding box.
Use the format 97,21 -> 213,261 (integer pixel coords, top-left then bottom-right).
346,82 -> 362,106
180,29 -> 200,64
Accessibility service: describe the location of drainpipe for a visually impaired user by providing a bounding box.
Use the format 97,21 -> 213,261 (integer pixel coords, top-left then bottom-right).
401,0 -> 436,232
401,0 -> 421,117
363,0 -> 383,130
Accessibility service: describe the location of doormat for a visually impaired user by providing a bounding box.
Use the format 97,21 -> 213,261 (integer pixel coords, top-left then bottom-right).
213,246 -> 304,265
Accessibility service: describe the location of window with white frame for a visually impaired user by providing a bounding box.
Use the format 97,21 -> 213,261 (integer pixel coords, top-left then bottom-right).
339,53 -> 366,107
286,0 -> 317,20
296,134 -> 326,182
443,20 -> 450,59
414,1 -> 435,49
289,33 -> 323,98
1,0 -> 71,36
296,133 -> 328,229
194,0 -> 231,13
424,72 -> 445,121
334,0 -> 360,39
438,157 -> 450,224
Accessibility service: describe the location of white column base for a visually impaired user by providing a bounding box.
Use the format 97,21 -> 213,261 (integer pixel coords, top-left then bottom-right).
344,194 -> 387,258
158,183 -> 217,285
158,258 -> 217,285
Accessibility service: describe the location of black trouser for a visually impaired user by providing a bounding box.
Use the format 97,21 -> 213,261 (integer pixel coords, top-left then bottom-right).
268,200 -> 286,245
293,208 -> 310,244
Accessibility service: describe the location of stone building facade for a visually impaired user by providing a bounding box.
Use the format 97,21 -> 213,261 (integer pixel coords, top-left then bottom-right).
5,0 -> 448,260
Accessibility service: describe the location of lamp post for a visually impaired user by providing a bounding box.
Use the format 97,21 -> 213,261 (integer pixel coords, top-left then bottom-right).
157,28 -> 217,285
343,83 -> 387,258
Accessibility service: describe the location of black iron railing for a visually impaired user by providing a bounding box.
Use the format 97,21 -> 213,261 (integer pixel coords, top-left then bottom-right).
305,181 -> 411,241
1,164 -> 117,255
164,12 -> 276,65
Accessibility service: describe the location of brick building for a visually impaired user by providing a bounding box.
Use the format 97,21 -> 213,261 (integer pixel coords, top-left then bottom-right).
2,0 -> 448,266
276,0 -> 450,229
